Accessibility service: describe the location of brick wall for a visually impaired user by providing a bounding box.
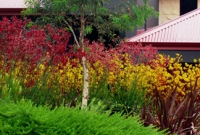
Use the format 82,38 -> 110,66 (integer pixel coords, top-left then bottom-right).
159,0 -> 200,25
159,0 -> 179,24
198,0 -> 200,8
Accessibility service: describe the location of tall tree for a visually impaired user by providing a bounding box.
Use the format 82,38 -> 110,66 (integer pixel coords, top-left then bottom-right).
23,0 -> 158,109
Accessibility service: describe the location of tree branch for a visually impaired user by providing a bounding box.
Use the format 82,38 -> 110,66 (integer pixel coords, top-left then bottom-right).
63,19 -> 80,48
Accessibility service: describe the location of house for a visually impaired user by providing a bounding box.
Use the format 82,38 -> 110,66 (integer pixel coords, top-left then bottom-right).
0,0 -> 26,16
129,0 -> 200,63
123,0 -> 200,38
159,0 -> 200,25
136,0 -> 200,32
129,8 -> 200,63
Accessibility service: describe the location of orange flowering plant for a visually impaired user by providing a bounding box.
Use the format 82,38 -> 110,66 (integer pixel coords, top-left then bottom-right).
0,17 -> 158,111
143,54 -> 200,134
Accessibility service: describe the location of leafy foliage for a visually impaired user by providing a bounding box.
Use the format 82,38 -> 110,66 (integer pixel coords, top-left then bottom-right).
0,99 -> 167,135
23,0 -> 158,41
0,17 -> 158,110
142,54 -> 200,134
0,17 -> 71,66
85,40 -> 157,65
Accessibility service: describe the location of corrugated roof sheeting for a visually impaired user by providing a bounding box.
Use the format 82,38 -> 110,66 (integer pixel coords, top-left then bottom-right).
129,8 -> 200,43
0,0 -> 26,8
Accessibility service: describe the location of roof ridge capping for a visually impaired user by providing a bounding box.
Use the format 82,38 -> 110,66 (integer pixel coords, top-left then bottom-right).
128,8 -> 200,42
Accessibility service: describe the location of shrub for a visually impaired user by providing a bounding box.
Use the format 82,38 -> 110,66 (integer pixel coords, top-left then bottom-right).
0,17 -> 71,67
143,54 -> 200,134
85,40 -> 157,67
0,99 -> 167,135
0,17 -> 158,111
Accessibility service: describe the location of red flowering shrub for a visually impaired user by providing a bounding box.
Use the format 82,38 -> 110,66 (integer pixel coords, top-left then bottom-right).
0,17 -> 71,68
85,40 -> 158,70
0,17 -> 157,69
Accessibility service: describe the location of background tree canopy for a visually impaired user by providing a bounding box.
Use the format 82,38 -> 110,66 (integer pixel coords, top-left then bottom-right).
23,0 -> 158,45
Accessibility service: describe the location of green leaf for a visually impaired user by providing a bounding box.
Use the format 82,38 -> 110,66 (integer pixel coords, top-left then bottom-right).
84,26 -> 93,34
26,22 -> 34,29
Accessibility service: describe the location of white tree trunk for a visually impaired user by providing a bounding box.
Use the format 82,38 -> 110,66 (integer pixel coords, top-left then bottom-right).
79,12 -> 90,109
64,12 -> 90,109
81,56 -> 89,109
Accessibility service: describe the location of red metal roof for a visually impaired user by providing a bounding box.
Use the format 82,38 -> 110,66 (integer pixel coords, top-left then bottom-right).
0,0 -> 27,15
0,0 -> 26,8
129,8 -> 200,43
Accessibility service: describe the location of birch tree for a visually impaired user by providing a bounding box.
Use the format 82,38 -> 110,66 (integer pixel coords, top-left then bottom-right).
23,0 -> 158,109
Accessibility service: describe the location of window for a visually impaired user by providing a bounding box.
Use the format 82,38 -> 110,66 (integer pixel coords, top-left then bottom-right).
180,0 -> 197,15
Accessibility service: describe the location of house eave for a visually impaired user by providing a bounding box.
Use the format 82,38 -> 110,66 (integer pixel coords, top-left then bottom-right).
140,42 -> 200,50
0,8 -> 25,16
